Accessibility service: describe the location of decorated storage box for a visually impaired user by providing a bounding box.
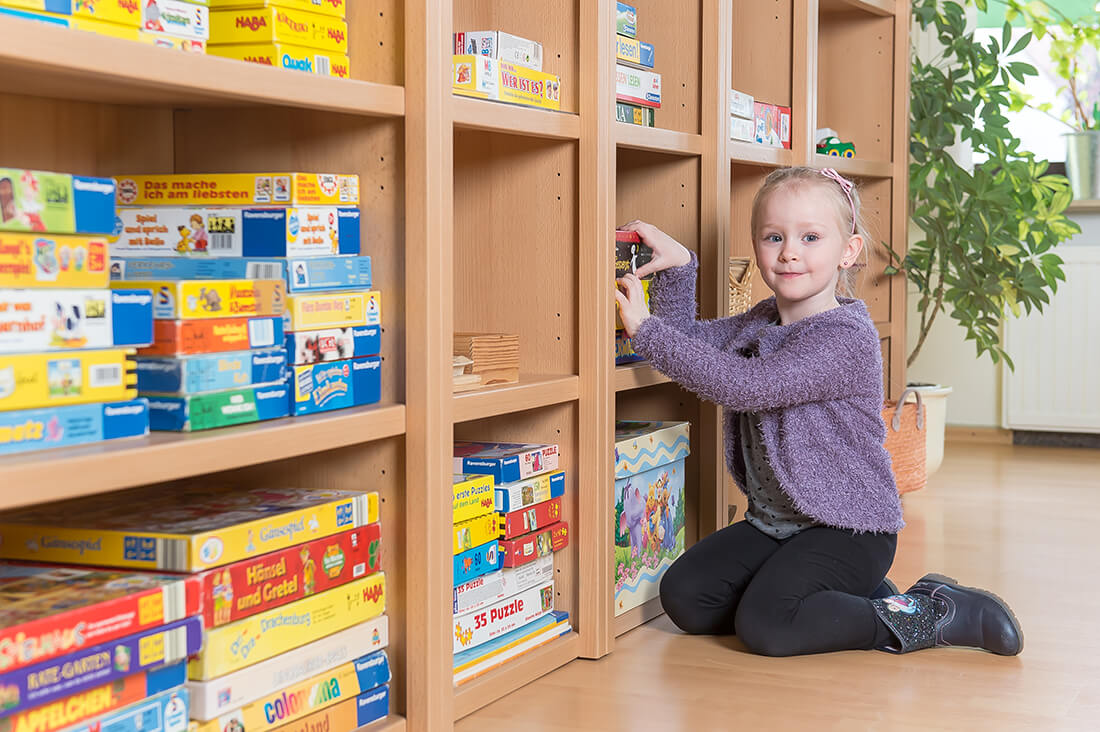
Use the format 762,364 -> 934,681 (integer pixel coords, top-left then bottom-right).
194,523 -> 380,629
616,64 -> 661,108
498,495 -> 563,540
148,381 -> 290,431
453,540 -> 499,586
494,469 -> 565,513
615,34 -> 654,68
614,420 -> 690,616
616,1 -> 636,37
453,513 -> 497,556
286,324 -> 379,365
208,42 -> 350,77
60,684 -> 191,732
0,617 -> 201,716
0,398 -> 149,456
0,485 -> 379,571
0,663 -> 187,732
0,289 -> 153,354
208,0 -> 346,18
282,290 -> 379,332
616,102 -> 654,127
112,207 -> 361,259
136,347 -> 288,395
209,7 -> 348,53
116,279 -> 286,320
0,348 -> 136,412
453,610 -> 570,686
453,553 -> 554,616
191,650 -> 389,732
114,173 -> 359,207
0,169 -> 115,235
452,55 -> 561,111
499,521 -> 568,568
190,572 -> 386,680
187,615 -> 389,721
290,355 -> 380,416
141,316 -> 283,357
271,686 -> 389,732
452,474 -> 495,525
452,579 -> 554,653
454,441 -> 559,485
0,563 -> 201,674
453,30 -> 542,70
0,232 -> 109,289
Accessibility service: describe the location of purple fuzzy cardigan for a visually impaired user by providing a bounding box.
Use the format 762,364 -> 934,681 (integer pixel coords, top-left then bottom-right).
630,255 -> 904,533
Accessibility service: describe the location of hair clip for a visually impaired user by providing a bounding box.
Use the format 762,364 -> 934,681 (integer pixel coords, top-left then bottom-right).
820,168 -> 857,235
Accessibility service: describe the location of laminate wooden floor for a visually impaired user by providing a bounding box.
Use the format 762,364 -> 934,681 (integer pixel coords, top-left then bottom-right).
457,442 -> 1100,731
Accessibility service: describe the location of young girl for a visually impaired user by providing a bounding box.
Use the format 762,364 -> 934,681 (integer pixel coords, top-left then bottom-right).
614,167 -> 1023,657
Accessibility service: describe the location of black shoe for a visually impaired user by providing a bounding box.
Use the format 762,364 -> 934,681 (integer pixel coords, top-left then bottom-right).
870,577 -> 899,600
905,573 -> 1024,656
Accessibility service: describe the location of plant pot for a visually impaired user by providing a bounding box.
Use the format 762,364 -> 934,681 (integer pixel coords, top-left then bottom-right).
1065,131 -> 1100,200
906,383 -> 953,476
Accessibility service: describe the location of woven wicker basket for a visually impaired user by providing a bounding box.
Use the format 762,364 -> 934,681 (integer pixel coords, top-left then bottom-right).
883,387 -> 927,495
728,257 -> 754,316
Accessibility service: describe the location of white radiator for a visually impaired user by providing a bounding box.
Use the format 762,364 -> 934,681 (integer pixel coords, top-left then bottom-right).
1003,245 -> 1100,433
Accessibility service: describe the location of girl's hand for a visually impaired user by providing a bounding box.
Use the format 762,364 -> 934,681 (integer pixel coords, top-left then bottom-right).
620,220 -> 691,278
614,273 -> 650,337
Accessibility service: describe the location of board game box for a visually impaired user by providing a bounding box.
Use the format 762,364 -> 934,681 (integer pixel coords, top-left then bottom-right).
452,474 -> 495,525
453,540 -> 499,587
499,522 -> 569,569
142,0 -> 208,40
136,348 -> 288,395
114,255 -> 372,294
729,88 -> 754,119
0,169 -> 115,235
754,101 -> 791,149
290,355 -> 381,416
0,289 -> 153,354
615,229 -> 652,278
140,316 -> 283,357
207,43 -> 351,78
452,579 -> 554,653
452,513 -> 497,556
453,441 -> 559,485
616,1 -> 636,37
209,7 -> 347,52
207,0 -> 346,18
494,469 -> 565,514
286,324 -> 380,366
615,329 -> 643,365
0,617 -> 201,716
147,381 -> 291,432
453,553 -> 554,617
0,232 -> 109,290
190,572 -> 386,680
453,31 -> 542,70
615,34 -> 654,68
498,495 -> 563,540
0,486 -> 379,572
193,523 -> 381,629
71,0 -> 142,26
114,174 -> 359,208
282,290 -> 380,332
453,610 -> 570,686
0,399 -> 149,456
0,564 -> 201,674
187,615 -> 388,721
59,684 -> 191,732
269,685 -> 388,732
452,55 -> 561,111
616,64 -> 661,108
616,102 -> 654,127
0,349 -> 137,412
116,279 -> 286,321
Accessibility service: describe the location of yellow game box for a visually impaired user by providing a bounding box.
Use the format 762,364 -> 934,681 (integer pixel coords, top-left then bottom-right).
0,486 -> 379,571
283,290 -> 380,332
452,54 -> 561,111
453,474 -> 495,524
190,572 -> 386,680
453,513 -> 498,555
113,172 -> 360,207
0,348 -> 136,412
208,0 -> 346,18
210,6 -> 347,53
72,0 -> 142,28
114,279 -> 286,320
0,232 -> 109,289
208,42 -> 349,77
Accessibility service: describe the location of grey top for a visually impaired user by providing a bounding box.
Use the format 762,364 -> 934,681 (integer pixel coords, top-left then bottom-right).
739,411 -> 820,539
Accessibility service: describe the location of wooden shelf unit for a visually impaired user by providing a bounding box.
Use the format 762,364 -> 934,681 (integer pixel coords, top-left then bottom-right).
0,0 -> 909,728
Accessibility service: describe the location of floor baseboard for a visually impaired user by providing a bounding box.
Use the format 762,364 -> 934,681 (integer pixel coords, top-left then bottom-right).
944,425 -> 1013,445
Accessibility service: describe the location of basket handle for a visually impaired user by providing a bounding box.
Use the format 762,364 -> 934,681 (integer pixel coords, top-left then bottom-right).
890,387 -> 925,431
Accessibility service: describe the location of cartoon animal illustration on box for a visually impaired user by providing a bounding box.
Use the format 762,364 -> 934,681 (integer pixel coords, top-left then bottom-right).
619,480 -> 647,558
198,287 -> 222,313
175,226 -> 192,254
301,547 -> 317,595
144,0 -> 163,31
51,301 -> 87,348
294,263 -> 308,286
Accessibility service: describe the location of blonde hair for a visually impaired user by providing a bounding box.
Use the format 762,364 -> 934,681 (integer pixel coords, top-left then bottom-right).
749,166 -> 871,298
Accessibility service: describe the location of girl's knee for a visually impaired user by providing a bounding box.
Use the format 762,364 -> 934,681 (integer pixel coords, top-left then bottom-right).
659,562 -> 729,635
735,604 -> 800,657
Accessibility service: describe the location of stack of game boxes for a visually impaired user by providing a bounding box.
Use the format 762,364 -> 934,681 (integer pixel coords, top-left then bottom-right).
0,484 -> 393,731
730,88 -> 792,150
613,229 -> 653,365
0,0 -> 209,52
451,441 -> 572,685
0,563 -> 202,732
109,171 -> 381,431
452,29 -> 561,111
614,2 -> 661,127
206,0 -> 351,79
0,168 -> 155,456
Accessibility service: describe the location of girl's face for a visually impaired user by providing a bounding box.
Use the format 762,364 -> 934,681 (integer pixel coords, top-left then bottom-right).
753,183 -> 862,318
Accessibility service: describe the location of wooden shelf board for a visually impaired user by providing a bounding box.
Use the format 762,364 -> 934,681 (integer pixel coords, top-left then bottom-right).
0,17 -> 404,116
453,96 -> 581,140
453,374 -> 580,423
614,596 -> 666,637
0,402 -> 406,511
615,362 -> 671,392
819,0 -> 895,16
1068,199 -> 1100,214
615,124 -> 704,156
729,141 -> 793,168
358,715 -> 406,732
812,154 -> 894,179
454,631 -> 580,720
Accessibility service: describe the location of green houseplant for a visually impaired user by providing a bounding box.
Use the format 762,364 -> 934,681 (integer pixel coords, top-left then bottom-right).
898,0 -> 1082,370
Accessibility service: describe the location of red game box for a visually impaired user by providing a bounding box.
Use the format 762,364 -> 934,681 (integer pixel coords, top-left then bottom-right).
498,496 -> 563,540
499,521 -> 569,568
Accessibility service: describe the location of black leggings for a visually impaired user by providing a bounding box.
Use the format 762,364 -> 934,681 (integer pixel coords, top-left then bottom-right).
659,521 -> 897,656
